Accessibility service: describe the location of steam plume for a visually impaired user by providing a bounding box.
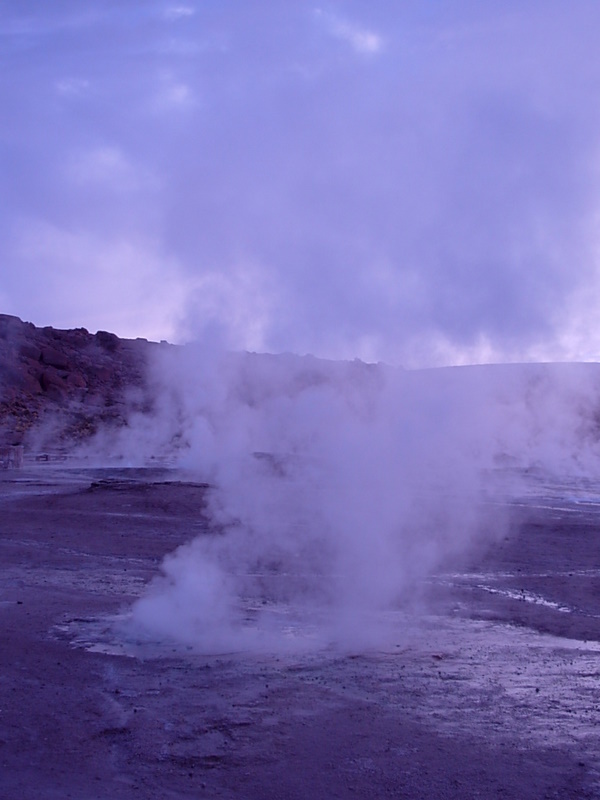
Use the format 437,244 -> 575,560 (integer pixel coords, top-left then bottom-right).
124,349 -> 600,652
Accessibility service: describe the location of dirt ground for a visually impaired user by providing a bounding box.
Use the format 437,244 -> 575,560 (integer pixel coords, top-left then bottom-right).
2,466 -> 600,799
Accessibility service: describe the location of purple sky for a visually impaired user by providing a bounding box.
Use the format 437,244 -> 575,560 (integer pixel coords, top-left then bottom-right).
2,1 -> 600,366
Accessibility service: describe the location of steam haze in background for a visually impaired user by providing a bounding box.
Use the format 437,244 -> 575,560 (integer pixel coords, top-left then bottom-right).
3,1 -> 600,365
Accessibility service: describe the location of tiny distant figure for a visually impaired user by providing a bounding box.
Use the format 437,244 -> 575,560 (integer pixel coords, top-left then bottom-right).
0,445 -> 24,469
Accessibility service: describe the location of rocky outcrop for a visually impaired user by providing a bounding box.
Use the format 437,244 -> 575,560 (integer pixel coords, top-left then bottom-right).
0,314 -> 167,451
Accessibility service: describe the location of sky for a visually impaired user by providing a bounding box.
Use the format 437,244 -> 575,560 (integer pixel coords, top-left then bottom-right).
2,0 -> 600,366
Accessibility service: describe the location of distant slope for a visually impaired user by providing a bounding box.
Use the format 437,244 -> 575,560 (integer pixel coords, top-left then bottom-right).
0,314 -> 164,449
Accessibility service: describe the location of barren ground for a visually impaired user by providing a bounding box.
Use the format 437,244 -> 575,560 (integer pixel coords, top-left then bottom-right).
2,467 -> 600,799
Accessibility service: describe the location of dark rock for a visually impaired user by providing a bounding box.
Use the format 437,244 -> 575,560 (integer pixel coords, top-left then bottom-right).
20,372 -> 44,396
0,359 -> 21,383
83,393 -> 106,408
20,343 -> 42,361
44,384 -> 68,404
71,327 -> 90,338
66,372 -> 87,389
96,330 -> 120,352
0,314 -> 23,339
91,366 -> 113,383
40,368 -> 66,392
41,347 -> 70,370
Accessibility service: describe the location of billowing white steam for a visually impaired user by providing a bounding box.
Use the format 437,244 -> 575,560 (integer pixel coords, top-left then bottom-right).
125,348 -> 600,652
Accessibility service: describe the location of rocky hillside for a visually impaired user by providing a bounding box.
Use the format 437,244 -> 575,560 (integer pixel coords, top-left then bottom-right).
0,314 -> 167,452
0,313 -> 376,461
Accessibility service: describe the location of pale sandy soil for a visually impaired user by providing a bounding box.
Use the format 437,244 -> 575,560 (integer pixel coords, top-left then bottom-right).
2,467 -> 600,799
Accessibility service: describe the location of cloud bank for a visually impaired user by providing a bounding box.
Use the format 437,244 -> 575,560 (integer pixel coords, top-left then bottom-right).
3,2 -> 600,364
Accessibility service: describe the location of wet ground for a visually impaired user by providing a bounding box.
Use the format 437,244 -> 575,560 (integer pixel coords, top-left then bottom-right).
2,466 -> 600,798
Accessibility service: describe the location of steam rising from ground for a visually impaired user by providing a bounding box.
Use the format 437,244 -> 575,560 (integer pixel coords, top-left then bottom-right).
120,349 -> 600,652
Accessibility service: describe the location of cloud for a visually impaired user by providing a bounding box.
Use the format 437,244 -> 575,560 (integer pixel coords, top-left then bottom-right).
164,5 -> 195,21
150,71 -> 195,112
314,8 -> 383,55
4,2 -> 600,364
6,220 -> 189,340
180,262 -> 279,351
55,77 -> 90,97
0,6 -> 100,40
64,146 -> 157,193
